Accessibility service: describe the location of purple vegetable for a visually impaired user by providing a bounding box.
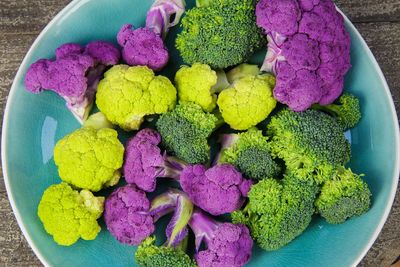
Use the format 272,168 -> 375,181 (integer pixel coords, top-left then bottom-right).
24,41 -> 120,122
117,0 -> 185,71
189,209 -> 253,267
123,128 -> 186,192
180,164 -> 252,216
256,0 -> 351,111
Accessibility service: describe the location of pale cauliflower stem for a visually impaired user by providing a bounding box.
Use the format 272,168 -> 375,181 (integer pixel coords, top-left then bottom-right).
217,74 -> 277,130
96,65 -> 177,131
54,127 -> 124,192
38,183 -> 104,246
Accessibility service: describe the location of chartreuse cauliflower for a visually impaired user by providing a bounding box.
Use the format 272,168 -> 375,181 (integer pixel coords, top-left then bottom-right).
38,183 -> 104,246
267,109 -> 350,183
232,174 -> 318,250
217,72 -> 277,130
175,63 -> 229,112
54,127 -> 124,192
217,128 -> 280,181
96,65 -> 177,131
315,168 -> 371,224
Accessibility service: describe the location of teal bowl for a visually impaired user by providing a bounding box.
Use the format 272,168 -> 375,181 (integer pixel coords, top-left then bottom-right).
2,0 -> 399,266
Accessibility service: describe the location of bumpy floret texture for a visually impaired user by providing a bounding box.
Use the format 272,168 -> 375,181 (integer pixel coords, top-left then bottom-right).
180,164 -> 252,215
123,128 -> 165,192
195,223 -> 253,267
267,109 -> 350,183
38,183 -> 104,246
54,127 -> 124,192
256,0 -> 351,111
315,168 -> 371,224
117,24 -> 169,71
217,74 -> 277,130
135,236 -> 197,267
175,63 -> 218,112
104,184 -> 155,245
156,102 -> 219,164
176,0 -> 265,69
232,175 -> 318,250
96,65 -> 177,131
219,128 -> 280,180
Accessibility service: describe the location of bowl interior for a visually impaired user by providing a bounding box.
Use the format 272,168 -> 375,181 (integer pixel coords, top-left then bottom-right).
2,0 -> 399,266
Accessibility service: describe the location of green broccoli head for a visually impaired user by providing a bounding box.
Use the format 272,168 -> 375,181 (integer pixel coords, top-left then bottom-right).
232,174 -> 318,250
176,0 -> 265,69
96,65 -> 177,131
267,109 -> 351,183
313,93 -> 362,130
54,127 -> 124,192
315,168 -> 371,224
38,183 -> 104,246
218,128 -> 280,180
135,236 -> 196,267
156,102 -> 220,164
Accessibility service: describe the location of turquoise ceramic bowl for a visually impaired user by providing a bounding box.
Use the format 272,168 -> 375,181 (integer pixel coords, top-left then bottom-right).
2,0 -> 399,266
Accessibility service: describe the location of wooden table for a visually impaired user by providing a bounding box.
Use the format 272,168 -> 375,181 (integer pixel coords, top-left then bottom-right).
0,0 -> 399,266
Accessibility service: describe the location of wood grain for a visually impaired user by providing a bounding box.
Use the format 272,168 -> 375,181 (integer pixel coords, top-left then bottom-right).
0,1 -> 399,266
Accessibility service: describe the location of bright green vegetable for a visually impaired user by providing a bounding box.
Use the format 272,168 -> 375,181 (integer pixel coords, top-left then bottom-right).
135,236 -> 196,267
313,93 -> 362,130
156,102 -> 222,164
54,127 -> 124,192
218,128 -> 280,180
175,63 -> 229,112
267,109 -> 351,183
232,174 -> 318,250
176,0 -> 265,69
83,112 -> 115,130
38,183 -> 104,246
217,72 -> 277,130
96,65 -> 177,131
315,167 -> 371,224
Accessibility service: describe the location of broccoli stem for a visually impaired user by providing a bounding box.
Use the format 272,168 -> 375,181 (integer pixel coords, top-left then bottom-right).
188,208 -> 222,251
213,134 -> 240,164
312,103 -> 342,118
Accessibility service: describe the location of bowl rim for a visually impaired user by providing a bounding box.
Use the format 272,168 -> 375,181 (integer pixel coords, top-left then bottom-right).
1,0 -> 399,266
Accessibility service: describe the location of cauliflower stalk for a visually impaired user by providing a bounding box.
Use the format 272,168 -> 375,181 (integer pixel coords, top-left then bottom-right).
54,127 -> 124,192
38,183 -> 104,246
96,65 -> 177,131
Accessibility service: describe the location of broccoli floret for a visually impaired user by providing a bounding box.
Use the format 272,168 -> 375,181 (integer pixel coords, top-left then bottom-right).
315,168 -> 371,224
218,128 -> 280,180
267,109 -> 350,183
135,236 -> 196,267
232,174 -> 318,250
176,0 -> 265,69
54,127 -> 124,192
156,102 -> 221,164
313,93 -> 362,130
38,183 -> 104,246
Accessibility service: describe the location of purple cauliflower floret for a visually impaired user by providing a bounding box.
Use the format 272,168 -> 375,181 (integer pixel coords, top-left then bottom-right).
180,164 -> 252,216
123,128 -> 184,192
189,209 -> 253,267
117,0 -> 185,71
256,0 -> 351,111
24,41 -> 121,122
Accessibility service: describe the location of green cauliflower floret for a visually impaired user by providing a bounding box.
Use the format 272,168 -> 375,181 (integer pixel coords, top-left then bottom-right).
54,127 -> 124,192
267,109 -> 351,183
176,0 -> 265,69
232,174 -> 318,250
175,63 -> 229,112
135,236 -> 196,267
38,183 -> 104,246
96,65 -> 177,131
217,73 -> 277,130
218,128 -> 280,180
313,93 -> 362,130
315,167 -> 371,224
156,102 -> 221,164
